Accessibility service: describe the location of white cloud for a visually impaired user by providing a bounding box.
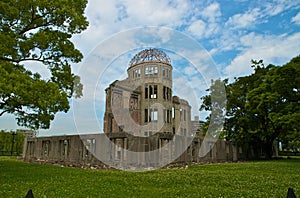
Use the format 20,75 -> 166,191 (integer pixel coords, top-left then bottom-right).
187,20 -> 206,37
186,2 -> 221,39
264,0 -> 300,16
225,8 -> 261,29
183,65 -> 198,76
3,0 -> 300,134
72,0 -> 196,55
225,32 -> 300,78
124,0 -> 191,27
292,12 -> 300,25
224,1 -> 299,30
200,3 -> 221,23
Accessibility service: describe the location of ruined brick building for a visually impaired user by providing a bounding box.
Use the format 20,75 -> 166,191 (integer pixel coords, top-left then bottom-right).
23,49 -> 250,169
103,48 -> 192,151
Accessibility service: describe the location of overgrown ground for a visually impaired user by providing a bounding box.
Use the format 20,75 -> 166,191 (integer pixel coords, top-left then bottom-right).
0,157 -> 299,197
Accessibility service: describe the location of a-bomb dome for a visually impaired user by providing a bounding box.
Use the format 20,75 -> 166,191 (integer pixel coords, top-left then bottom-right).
129,48 -> 171,67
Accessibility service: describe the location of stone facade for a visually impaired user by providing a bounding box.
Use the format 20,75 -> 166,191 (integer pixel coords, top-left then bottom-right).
103,49 -> 191,138
22,49 -> 250,168
23,134 -> 243,166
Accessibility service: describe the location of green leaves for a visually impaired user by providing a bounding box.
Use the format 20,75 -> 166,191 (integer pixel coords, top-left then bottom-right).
201,55 -> 300,158
0,0 -> 88,129
0,62 -> 69,129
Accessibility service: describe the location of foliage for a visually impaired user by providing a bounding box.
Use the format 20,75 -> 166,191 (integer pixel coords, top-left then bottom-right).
201,56 -> 300,159
0,0 -> 88,129
0,130 -> 25,155
0,157 -> 299,197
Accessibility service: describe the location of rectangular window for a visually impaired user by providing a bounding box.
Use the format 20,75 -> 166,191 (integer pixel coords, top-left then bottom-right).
167,110 -> 170,123
145,109 -> 149,122
154,66 -> 158,76
172,107 -> 175,119
144,131 -> 153,136
145,85 -> 148,99
146,84 -> 158,99
117,151 -> 121,160
146,108 -> 158,122
162,68 -> 170,78
135,69 -> 140,77
163,109 -> 171,123
184,109 -> 186,121
154,85 -> 157,98
42,141 -> 50,157
60,139 -> 69,157
149,66 -> 153,75
180,109 -> 182,121
145,67 -> 149,76
163,86 -> 171,100
153,109 -> 158,121
149,85 -> 153,98
150,108 -> 158,121
150,85 -> 157,99
163,87 -> 170,100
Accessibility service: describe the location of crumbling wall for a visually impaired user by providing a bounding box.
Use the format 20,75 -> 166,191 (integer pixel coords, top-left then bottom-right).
23,133 -> 244,167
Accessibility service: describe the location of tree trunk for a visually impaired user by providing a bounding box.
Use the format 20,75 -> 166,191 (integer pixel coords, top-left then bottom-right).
264,140 -> 274,159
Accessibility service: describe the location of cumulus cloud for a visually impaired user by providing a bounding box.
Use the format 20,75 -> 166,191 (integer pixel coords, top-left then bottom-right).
186,2 -> 221,39
187,20 -> 206,37
3,0 -> 300,134
224,32 -> 300,78
225,8 -> 261,29
264,0 -> 300,16
200,2 -> 221,23
292,12 -> 300,25
72,0 -> 198,55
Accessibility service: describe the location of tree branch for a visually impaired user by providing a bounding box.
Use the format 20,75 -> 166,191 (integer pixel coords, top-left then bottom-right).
0,56 -> 45,64
18,11 -> 51,35
0,109 -> 10,116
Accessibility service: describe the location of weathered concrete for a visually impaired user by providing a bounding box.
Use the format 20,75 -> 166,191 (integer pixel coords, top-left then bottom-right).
23,133 -> 245,167
23,49 -> 250,167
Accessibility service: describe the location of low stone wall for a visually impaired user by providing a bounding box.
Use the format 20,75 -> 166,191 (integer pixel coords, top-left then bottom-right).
23,133 -> 244,168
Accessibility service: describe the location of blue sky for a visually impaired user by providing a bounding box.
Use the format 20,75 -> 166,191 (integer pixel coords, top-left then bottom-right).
1,0 -> 300,136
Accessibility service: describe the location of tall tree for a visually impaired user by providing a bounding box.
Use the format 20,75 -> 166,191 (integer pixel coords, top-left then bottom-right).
201,56 -> 300,159
0,0 -> 88,129
243,58 -> 300,158
225,61 -> 271,158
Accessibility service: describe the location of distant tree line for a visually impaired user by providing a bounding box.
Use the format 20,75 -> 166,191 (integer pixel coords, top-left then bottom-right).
201,55 -> 300,159
0,130 -> 25,155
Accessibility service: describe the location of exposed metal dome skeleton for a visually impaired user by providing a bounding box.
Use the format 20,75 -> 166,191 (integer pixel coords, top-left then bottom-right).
129,48 -> 171,67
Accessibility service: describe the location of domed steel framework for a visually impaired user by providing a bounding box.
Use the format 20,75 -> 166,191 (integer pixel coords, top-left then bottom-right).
129,48 -> 171,67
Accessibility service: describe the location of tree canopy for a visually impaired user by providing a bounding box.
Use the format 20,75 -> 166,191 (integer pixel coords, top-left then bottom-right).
0,0 -> 88,129
201,55 -> 300,159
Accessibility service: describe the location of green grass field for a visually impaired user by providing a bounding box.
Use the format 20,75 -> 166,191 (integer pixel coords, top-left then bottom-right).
0,157 -> 299,197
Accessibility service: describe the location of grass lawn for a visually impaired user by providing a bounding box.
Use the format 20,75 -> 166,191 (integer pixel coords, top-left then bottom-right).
0,157 -> 299,197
